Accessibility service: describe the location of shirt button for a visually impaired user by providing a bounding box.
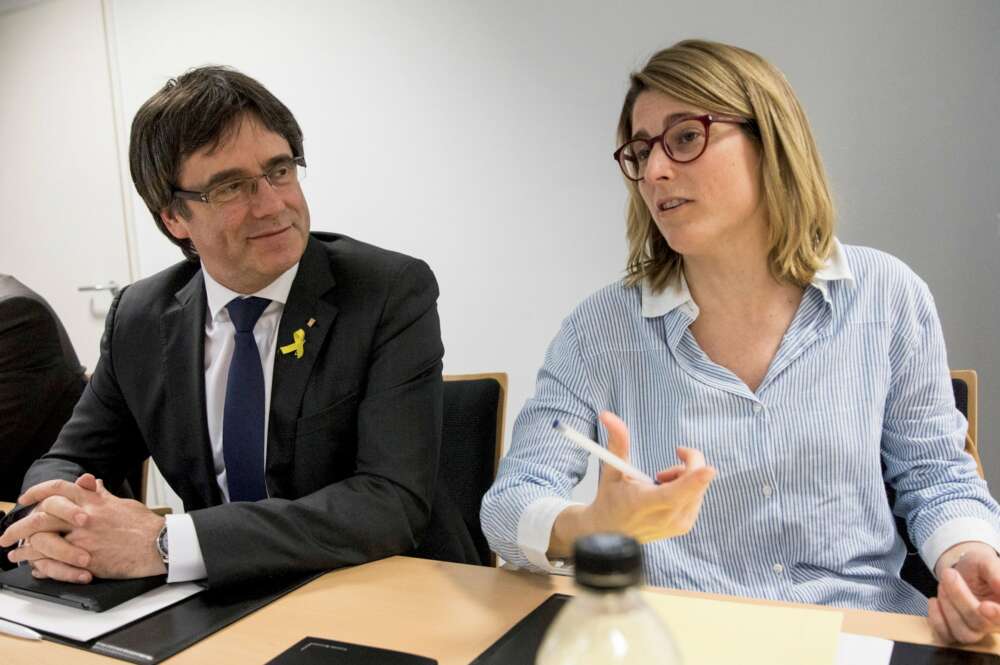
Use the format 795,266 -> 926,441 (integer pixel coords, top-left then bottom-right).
773,563 -> 784,575
761,484 -> 773,497
753,404 -> 764,414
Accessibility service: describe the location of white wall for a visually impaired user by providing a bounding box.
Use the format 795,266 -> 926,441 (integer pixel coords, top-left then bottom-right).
108,0 -> 1000,496
3,0 -> 997,501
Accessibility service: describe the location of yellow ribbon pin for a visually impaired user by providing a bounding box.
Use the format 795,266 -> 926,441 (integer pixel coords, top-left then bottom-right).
280,328 -> 306,359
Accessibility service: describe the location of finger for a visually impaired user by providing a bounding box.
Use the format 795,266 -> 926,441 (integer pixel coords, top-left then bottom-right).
0,509 -> 75,547
928,597 -> 955,643
598,411 -> 630,482
652,469 -> 715,518
641,468 -> 715,521
18,479 -> 90,509
0,525 -> 16,549
29,532 -> 91,569
980,600 -> 1000,626
31,558 -> 92,584
7,544 -> 44,564
942,567 -> 993,632
935,594 -> 971,644
38,495 -> 88,527
674,468 -> 716,518
675,447 -> 707,470
75,473 -> 99,492
656,465 -> 685,483
658,465 -> 716,496
938,572 -> 986,643
938,598 -> 984,644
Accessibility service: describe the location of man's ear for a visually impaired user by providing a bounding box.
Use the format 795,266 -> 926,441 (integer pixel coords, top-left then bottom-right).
160,206 -> 191,240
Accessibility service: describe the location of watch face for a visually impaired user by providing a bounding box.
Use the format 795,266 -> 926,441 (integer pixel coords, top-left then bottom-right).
156,526 -> 169,563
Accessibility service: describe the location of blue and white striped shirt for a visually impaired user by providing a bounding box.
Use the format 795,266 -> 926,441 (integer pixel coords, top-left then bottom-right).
481,241 -> 1000,615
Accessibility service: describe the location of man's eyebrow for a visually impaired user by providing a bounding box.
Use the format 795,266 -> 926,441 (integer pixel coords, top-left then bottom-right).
200,168 -> 248,191
631,112 -> 699,139
262,153 -> 294,169
198,153 -> 294,191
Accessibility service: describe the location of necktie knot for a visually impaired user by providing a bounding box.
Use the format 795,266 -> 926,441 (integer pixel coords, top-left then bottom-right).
226,297 -> 271,332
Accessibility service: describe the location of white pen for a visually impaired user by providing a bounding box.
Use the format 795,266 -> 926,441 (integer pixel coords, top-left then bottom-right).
0,617 -> 42,641
552,420 -> 658,485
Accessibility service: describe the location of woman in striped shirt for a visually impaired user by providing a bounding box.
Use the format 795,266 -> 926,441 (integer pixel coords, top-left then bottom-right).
481,39 -> 1000,644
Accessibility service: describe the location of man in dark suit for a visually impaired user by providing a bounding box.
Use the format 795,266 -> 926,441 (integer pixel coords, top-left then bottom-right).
0,66 -> 474,587
0,276 -> 86,501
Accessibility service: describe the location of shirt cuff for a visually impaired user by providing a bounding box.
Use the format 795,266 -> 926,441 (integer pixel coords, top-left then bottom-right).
919,516 -> 1000,576
517,496 -> 585,575
164,514 -> 208,583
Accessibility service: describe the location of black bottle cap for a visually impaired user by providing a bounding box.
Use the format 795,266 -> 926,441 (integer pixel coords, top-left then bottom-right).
573,533 -> 642,590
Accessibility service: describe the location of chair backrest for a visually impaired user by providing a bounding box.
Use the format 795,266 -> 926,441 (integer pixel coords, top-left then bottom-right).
440,373 -> 507,566
891,368 -> 982,598
951,369 -> 982,478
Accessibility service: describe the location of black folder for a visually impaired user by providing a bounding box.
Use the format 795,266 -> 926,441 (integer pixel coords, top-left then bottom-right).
469,594 -> 1000,665
0,565 -> 166,612
890,642 -> 1000,665
34,571 -> 322,664
265,637 -> 437,664
469,593 -> 571,664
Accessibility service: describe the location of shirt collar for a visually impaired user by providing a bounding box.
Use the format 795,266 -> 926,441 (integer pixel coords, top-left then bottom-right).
641,268 -> 696,319
203,262 -> 301,321
640,237 -> 855,318
810,238 -> 855,303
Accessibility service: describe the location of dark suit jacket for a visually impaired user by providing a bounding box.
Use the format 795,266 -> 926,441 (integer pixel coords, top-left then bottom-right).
0,276 -> 85,501
11,234 -> 477,585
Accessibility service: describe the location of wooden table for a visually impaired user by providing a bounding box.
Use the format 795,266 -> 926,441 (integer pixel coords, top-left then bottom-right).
2,502 -> 998,664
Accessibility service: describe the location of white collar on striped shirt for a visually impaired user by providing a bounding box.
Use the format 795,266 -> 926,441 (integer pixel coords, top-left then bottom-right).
640,237 -> 855,318
203,261 -> 301,322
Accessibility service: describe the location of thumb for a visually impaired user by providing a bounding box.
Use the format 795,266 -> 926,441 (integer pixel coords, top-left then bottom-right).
75,473 -> 99,492
598,411 -> 630,482
982,555 -> 1000,598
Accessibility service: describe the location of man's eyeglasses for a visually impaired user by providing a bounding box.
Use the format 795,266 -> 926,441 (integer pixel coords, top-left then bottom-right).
172,156 -> 307,207
613,114 -> 749,181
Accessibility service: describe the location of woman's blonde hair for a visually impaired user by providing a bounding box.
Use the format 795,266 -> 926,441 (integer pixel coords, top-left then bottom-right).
618,39 -> 835,291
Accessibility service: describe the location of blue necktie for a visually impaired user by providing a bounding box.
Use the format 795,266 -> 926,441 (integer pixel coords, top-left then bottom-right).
223,296 -> 271,502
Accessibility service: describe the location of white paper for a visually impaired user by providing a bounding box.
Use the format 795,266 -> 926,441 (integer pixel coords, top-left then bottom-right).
836,632 -> 894,665
0,582 -> 203,642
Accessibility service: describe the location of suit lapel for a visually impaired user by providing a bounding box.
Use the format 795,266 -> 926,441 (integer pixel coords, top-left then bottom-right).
267,238 -> 338,491
160,269 -> 222,508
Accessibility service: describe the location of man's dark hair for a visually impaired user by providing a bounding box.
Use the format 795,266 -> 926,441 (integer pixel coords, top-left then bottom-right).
129,66 -> 305,261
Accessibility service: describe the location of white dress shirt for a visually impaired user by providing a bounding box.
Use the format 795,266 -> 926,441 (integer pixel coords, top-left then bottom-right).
164,263 -> 299,583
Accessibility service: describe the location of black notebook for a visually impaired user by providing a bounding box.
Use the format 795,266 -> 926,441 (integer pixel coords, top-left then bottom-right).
890,642 -> 1000,665
266,637 -> 437,664
0,565 -> 165,612
7,571 -> 322,663
469,594 -> 1000,665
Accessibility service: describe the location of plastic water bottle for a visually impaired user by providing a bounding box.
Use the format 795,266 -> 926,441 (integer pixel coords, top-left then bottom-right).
536,533 -> 682,665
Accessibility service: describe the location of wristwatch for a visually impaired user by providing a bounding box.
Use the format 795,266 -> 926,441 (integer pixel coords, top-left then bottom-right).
155,524 -> 169,570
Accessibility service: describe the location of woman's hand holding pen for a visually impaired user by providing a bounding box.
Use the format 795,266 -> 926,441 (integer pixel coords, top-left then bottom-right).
548,411 -> 715,560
